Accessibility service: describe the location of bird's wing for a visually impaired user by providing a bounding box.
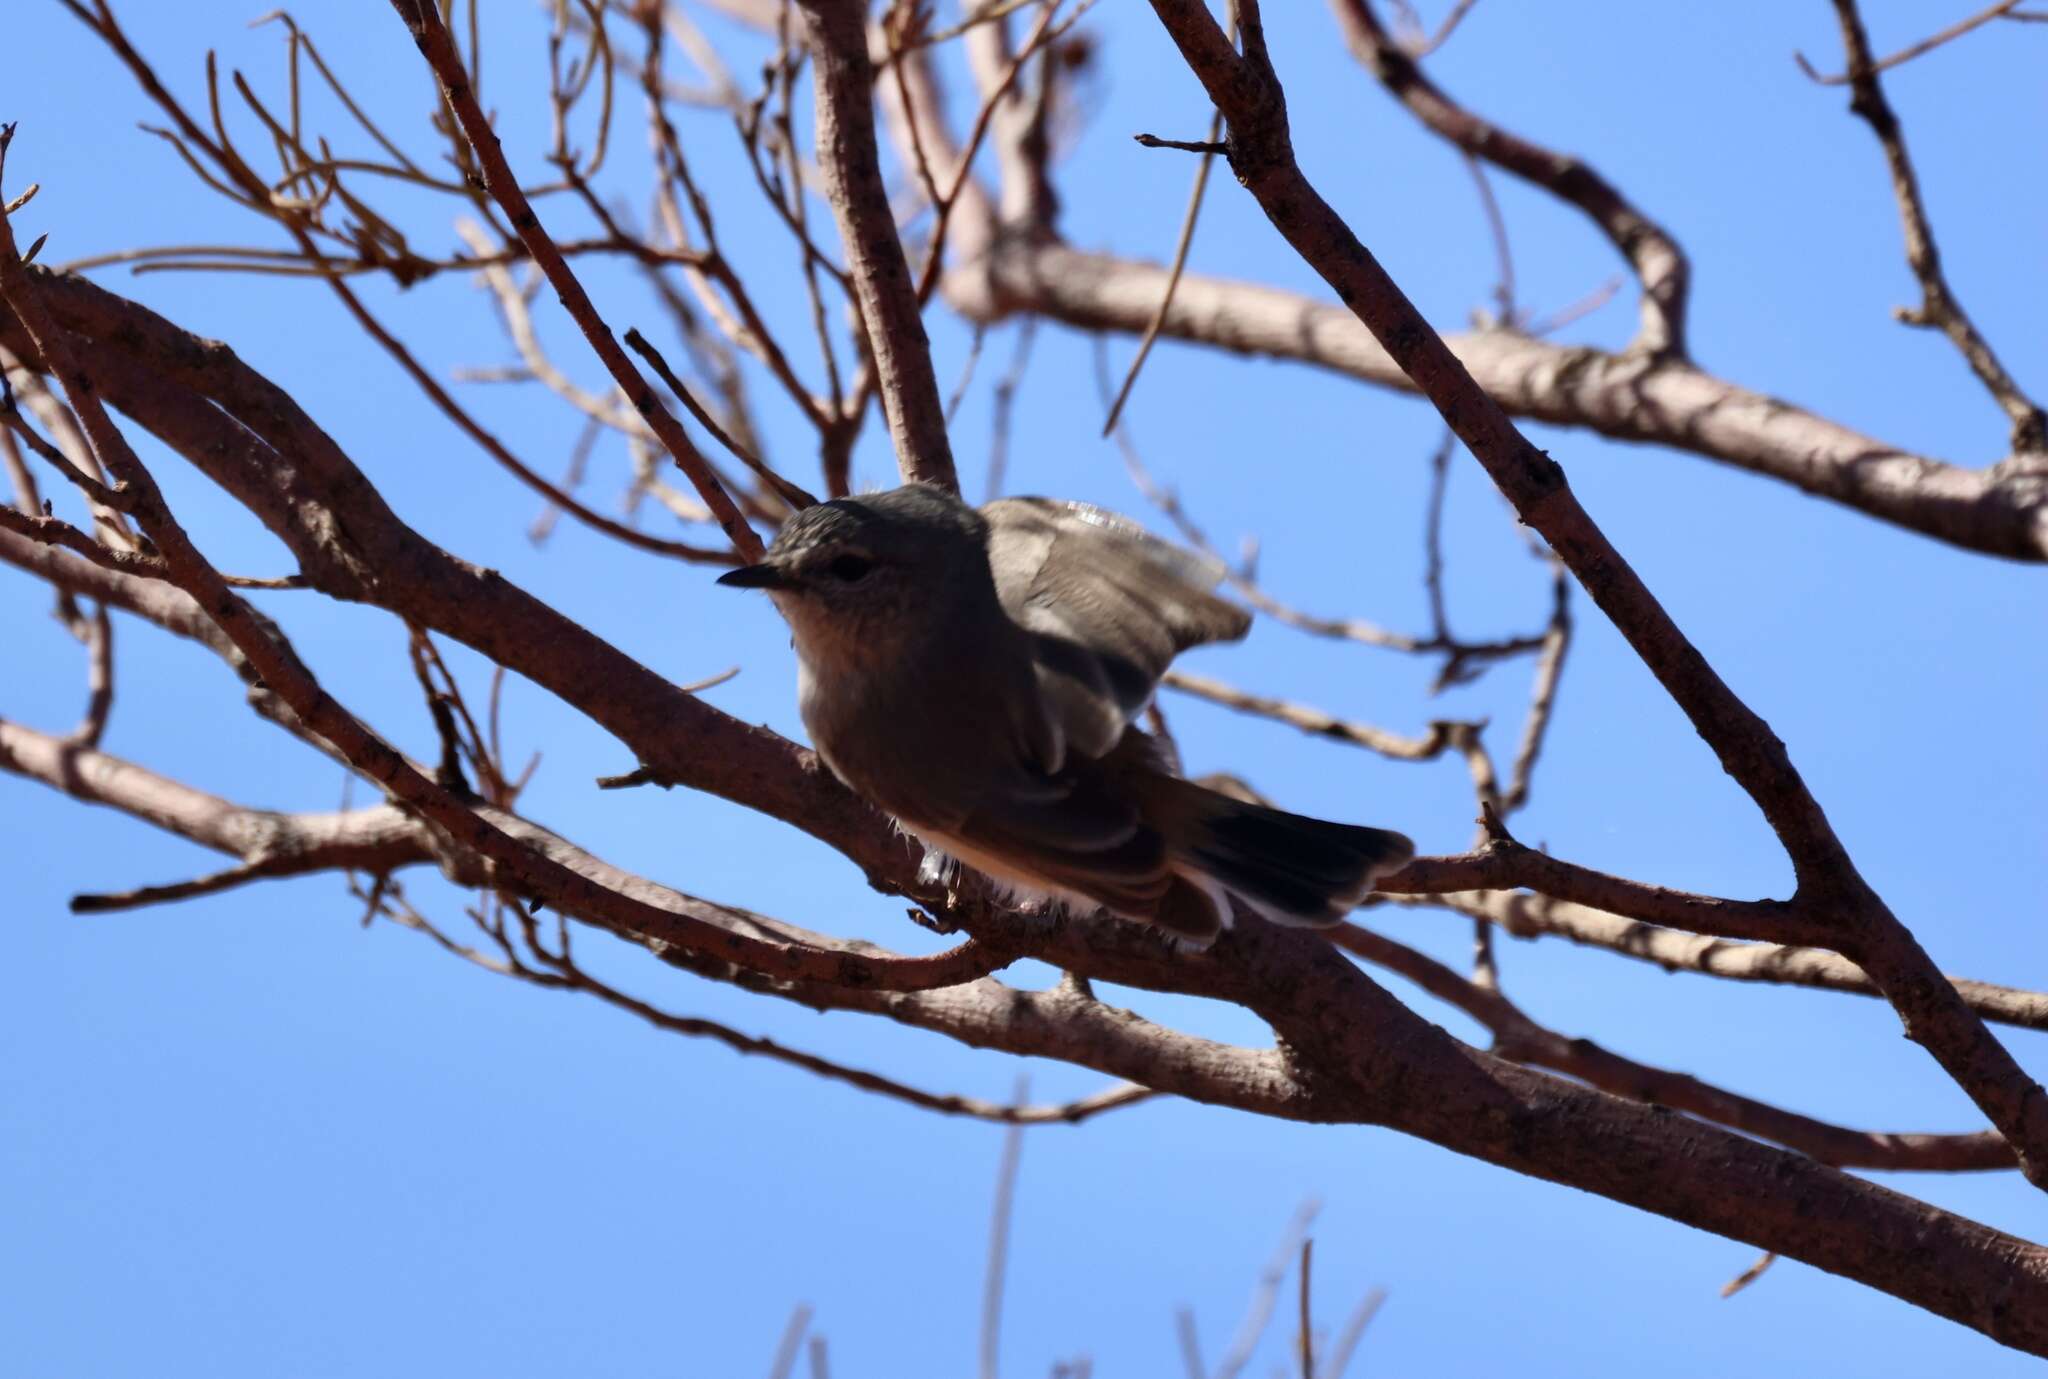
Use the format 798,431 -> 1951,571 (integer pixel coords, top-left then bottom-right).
942,731 -> 1178,916
983,497 -> 1251,765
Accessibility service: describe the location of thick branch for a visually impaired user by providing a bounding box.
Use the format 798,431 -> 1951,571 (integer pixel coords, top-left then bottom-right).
0,716 -> 431,885
947,239 -> 2048,562
1193,915 -> 2048,1354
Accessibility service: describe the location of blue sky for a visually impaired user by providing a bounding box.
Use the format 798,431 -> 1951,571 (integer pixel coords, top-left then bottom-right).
4,2 -> 2045,1374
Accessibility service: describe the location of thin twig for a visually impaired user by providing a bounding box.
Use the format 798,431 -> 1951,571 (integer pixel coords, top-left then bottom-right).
1462,153 -> 1514,324
377,881 -> 1141,1125
1100,2 -> 1232,436
1175,1308 -> 1206,1379
72,858 -> 287,913
1164,670 -> 1465,763
1398,0 -> 1480,56
64,598 -> 114,748
767,1304 -> 813,1379
1296,1238 -> 1313,1379
0,504 -> 167,581
625,326 -> 818,509
982,318 -> 1036,499
392,1 -> 768,556
1314,1287 -> 1385,1379
1,390 -> 128,512
1813,0 -> 2046,451
906,0 -> 1085,308
1796,0 -> 2029,83
979,1075 -> 1030,1379
1092,339 -> 1549,672
1498,565 -> 1571,813
1212,1199 -> 1318,1379
1720,1250 -> 1779,1299
1133,133 -> 1229,155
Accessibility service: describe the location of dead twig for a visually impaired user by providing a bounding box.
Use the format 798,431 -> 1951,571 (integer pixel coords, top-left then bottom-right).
1811,0 -> 2046,452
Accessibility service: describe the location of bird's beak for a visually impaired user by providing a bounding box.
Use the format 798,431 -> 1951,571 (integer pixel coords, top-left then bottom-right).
716,562 -> 791,590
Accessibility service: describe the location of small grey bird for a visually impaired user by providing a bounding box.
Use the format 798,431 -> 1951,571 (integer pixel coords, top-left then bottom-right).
718,483 -> 1413,946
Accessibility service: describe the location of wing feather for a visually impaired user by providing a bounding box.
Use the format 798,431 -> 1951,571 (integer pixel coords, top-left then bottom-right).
983,497 -> 1251,764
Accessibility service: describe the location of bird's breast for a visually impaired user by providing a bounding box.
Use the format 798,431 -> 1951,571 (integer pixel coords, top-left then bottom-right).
794,644 -> 1037,837
796,655 -> 923,815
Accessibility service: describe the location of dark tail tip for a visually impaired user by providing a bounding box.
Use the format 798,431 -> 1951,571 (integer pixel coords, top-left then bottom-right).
1185,800 -> 1414,928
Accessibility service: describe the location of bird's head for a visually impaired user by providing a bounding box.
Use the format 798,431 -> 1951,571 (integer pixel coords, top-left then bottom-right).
717,484 -> 991,667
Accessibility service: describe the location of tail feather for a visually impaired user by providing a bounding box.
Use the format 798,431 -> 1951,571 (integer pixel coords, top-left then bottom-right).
1146,777 -> 1414,929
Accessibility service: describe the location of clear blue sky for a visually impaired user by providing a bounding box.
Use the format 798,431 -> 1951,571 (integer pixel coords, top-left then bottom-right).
5,2 -> 2045,1374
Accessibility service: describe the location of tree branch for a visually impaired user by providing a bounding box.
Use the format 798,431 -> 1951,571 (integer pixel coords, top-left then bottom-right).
1819,0 -> 2046,453
1328,0 -> 1689,357
0,716 -> 434,886
1204,916 -> 2048,1356
946,239 -> 2048,561
792,0 -> 959,490
1798,0 -> 2035,85
1140,0 -> 2048,1189
709,0 -> 2048,562
1421,886 -> 2048,1035
1334,920 -> 2015,1171
384,0 -> 766,557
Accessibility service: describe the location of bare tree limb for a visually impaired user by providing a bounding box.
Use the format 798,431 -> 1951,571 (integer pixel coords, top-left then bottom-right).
0,716 -> 436,887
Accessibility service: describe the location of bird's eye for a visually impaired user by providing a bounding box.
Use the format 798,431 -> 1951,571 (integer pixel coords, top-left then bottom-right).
827,553 -> 873,582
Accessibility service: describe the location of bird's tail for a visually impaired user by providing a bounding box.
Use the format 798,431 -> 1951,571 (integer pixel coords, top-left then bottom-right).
1140,774 -> 1415,932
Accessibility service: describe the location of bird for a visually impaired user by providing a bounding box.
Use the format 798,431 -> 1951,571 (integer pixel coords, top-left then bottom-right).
717,483 -> 1414,947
